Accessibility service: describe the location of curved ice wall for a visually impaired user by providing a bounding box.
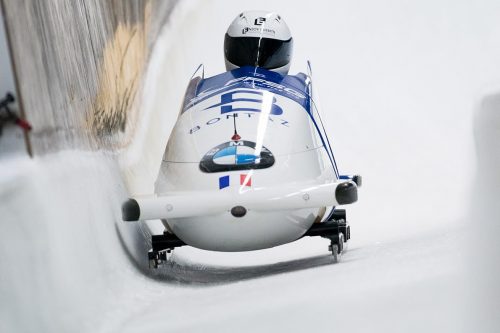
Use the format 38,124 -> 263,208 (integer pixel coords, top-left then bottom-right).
0,1 -> 214,331
1,0 -> 177,154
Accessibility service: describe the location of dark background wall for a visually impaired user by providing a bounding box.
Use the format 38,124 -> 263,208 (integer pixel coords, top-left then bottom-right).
1,0 -> 177,155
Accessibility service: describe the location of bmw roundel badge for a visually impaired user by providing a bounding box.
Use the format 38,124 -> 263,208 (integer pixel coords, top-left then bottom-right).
200,140 -> 275,173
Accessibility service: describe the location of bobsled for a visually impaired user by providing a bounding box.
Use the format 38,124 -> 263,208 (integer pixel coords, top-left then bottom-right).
122,63 -> 361,267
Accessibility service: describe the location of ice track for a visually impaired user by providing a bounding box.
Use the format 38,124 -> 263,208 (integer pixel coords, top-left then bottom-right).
0,151 -> 465,332
2,0 -> 500,332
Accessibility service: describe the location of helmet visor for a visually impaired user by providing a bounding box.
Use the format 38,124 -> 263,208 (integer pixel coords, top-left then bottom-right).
224,34 -> 293,70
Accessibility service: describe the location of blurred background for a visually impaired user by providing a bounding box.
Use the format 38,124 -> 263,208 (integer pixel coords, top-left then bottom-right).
0,0 -> 499,332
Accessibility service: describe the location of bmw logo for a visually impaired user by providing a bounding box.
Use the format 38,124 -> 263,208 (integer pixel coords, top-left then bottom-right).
200,140 -> 275,173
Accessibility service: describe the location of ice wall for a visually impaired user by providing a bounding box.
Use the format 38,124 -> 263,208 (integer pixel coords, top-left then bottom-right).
0,2 -> 213,331
469,91 -> 500,332
1,0 -> 177,154
0,4 -> 15,97
0,153 -> 131,332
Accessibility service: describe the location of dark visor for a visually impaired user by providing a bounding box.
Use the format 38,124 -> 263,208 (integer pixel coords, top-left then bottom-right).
224,33 -> 293,70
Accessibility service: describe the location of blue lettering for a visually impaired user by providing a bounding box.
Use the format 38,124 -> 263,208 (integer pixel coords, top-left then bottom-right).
207,118 -> 220,125
204,90 -> 283,115
189,126 -> 201,134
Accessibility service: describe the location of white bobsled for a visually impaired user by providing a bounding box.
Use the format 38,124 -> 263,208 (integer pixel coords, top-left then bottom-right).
122,62 -> 360,263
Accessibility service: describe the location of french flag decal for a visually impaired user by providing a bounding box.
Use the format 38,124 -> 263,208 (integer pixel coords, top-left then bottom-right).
219,175 -> 230,189
240,174 -> 252,187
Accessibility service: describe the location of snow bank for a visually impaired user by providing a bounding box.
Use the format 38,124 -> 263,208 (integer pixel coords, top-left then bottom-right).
0,152 -> 131,332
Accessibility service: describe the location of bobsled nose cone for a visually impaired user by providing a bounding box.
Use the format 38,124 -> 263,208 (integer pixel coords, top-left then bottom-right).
122,198 -> 140,221
335,182 -> 358,205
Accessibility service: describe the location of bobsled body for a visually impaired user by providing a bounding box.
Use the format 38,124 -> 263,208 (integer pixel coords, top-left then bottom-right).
148,66 -> 349,251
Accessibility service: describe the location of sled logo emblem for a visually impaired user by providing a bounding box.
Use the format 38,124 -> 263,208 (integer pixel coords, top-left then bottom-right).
204,90 -> 283,115
200,140 -> 275,173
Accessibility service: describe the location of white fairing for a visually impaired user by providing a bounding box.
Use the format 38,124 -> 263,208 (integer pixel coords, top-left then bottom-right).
151,66 -> 341,251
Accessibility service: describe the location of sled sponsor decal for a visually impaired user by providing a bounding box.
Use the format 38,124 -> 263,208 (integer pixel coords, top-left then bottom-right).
188,112 -> 290,135
200,140 -> 274,173
204,90 -> 283,115
183,69 -> 308,113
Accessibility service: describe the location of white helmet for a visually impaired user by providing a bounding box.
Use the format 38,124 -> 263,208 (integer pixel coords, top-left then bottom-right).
224,10 -> 293,75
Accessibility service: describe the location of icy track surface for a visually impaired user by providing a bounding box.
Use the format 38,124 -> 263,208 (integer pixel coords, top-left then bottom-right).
0,152 -> 466,332
2,0 -> 500,332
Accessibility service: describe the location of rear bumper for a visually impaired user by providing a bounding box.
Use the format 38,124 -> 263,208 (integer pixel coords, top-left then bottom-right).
122,180 -> 358,222
335,182 -> 358,205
